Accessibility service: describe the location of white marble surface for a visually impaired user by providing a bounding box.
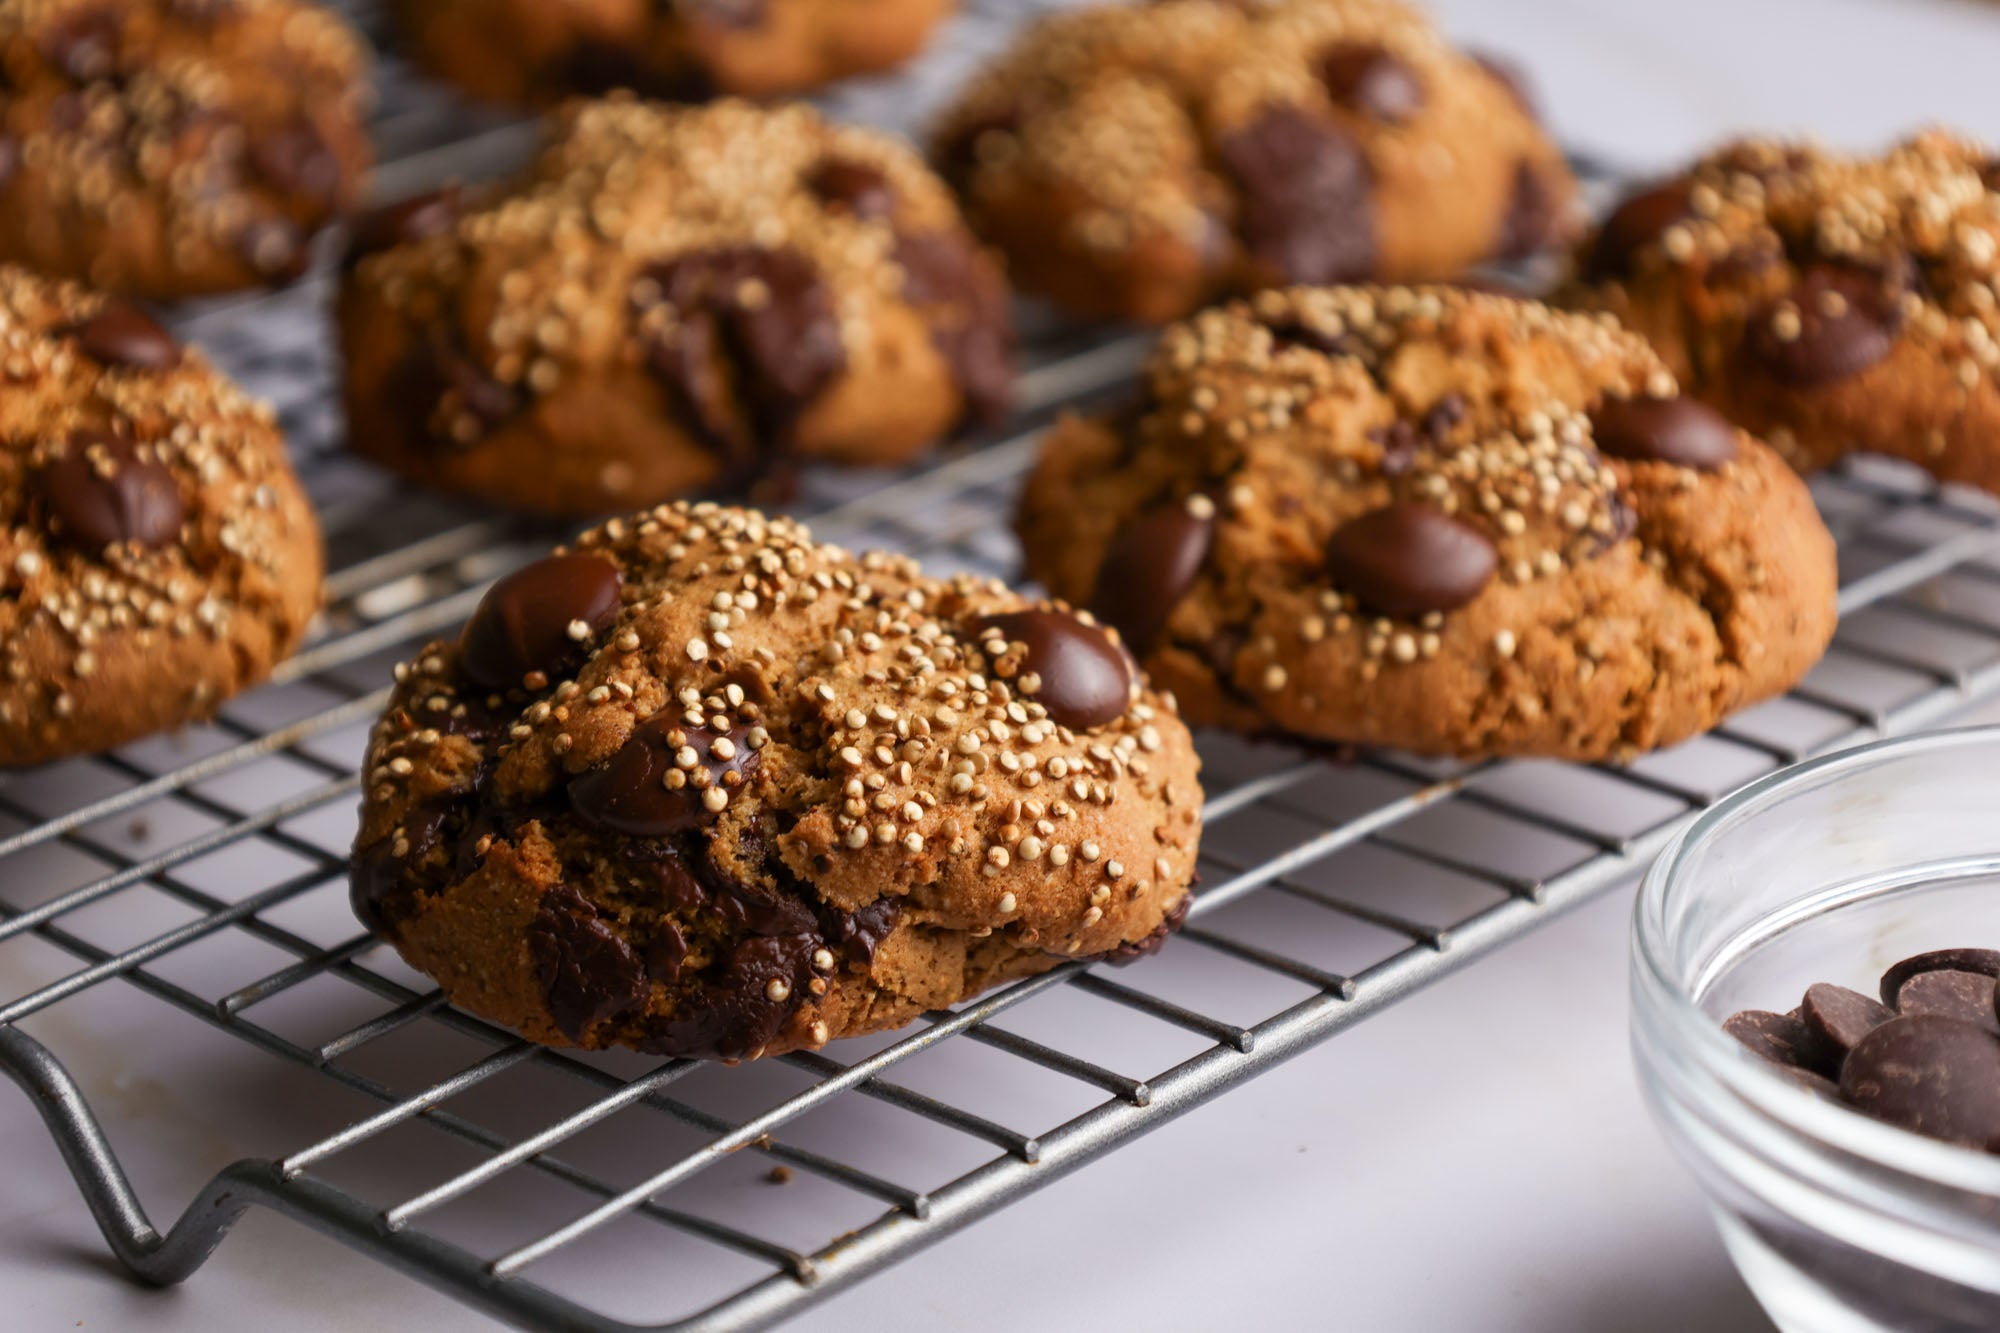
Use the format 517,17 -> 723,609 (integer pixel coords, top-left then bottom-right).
10,2 -> 2000,1330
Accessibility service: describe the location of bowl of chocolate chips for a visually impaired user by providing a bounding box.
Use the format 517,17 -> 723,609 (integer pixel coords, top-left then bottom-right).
1633,727 -> 2000,1333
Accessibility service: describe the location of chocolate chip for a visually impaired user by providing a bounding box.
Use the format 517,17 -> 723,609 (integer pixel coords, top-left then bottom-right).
1878,948 -> 2000,1008
42,9 -> 119,82
1318,43 -> 1424,123
457,553 -> 623,693
349,800 -> 449,933
826,898 -> 901,965
1840,1015 -> 2000,1151
528,887 -> 649,1041
1894,971 -> 2000,1036
1099,892 -> 1191,966
1745,260 -> 1907,387
60,301 -> 181,371
1582,179 -> 1693,283
1589,395 -> 1738,470
1724,1009 -> 1816,1068
1324,503 -> 1497,619
248,116 -> 341,206
807,157 -> 894,220
639,246 -> 845,480
570,717 -> 757,837
0,135 -> 17,191
33,430 -> 184,550
639,931 -> 814,1061
1469,50 -> 1537,120
892,230 -> 1013,427
343,186 -> 461,270
1216,104 -> 1376,285
1495,160 -> 1562,260
1800,983 -> 1895,1072
975,609 -> 1136,731
389,325 -> 519,449
1089,500 -> 1214,656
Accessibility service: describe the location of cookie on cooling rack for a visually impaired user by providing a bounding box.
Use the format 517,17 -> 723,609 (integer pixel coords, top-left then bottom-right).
1016,285 -> 1839,762
390,0 -> 952,108
1560,132 -> 2000,494
932,0 -> 1574,325
0,0 -> 371,299
351,502 -> 1201,1060
0,265 -> 323,766
339,97 -> 1012,518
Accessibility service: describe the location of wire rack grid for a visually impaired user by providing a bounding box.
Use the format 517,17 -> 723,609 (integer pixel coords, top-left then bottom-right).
11,5 -> 2000,1332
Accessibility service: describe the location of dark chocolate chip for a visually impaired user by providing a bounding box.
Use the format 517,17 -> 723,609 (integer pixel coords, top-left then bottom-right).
1800,983 -> 1895,1072
1879,948 -> 2000,1008
1089,500 -> 1215,656
344,187 -> 460,270
1724,1008 -> 1816,1068
1098,892 -> 1192,966
457,553 -> 623,693
1840,1015 -> 2000,1151
1495,160 -> 1562,260
1469,50 -> 1537,120
826,898 -> 901,965
639,930 -> 814,1061
1894,971 -> 2000,1036
33,430 -> 183,550
42,9 -> 119,82
1324,503 -> 1497,619
807,157 -> 894,220
528,887 -> 649,1041
1216,104 -> 1376,285
389,325 -> 519,450
891,230 -> 1013,427
570,717 -> 757,838
1589,395 -> 1738,470
1582,179 -> 1693,283
1745,260 -> 1907,387
0,134 -> 17,191
975,609 -> 1136,731
247,116 -> 341,206
60,301 -> 181,370
1317,43 -> 1424,124
349,800 -> 449,933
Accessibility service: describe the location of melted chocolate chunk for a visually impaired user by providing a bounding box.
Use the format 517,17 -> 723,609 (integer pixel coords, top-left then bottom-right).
1880,948 -> 2000,1006
807,157 -> 894,220
975,609 -> 1135,731
892,230 -> 1013,427
1324,503 -> 1496,619
640,931 -> 815,1061
1495,160 -> 1562,259
458,553 -> 623,693
639,246 -> 844,481
1840,1016 -> 2000,1151
1582,179 -> 1693,283
1090,500 -> 1215,655
570,717 -> 758,837
60,301 -> 181,370
1216,104 -> 1376,285
343,186 -> 461,270
1098,892 -> 1191,966
1746,260 -> 1908,386
1318,43 -> 1424,123
827,898 -> 901,965
33,430 -> 183,550
389,325 -> 519,450
43,9 -> 119,82
348,800 -> 450,932
1589,395 -> 1738,470
529,887 -> 650,1041
248,116 -> 341,206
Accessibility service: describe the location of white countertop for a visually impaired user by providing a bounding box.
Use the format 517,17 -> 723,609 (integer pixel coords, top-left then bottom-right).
10,2 -> 2000,1329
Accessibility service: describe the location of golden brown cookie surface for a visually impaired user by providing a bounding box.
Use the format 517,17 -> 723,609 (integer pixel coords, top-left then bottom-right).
1560,132 -> 2000,493
934,0 -> 1574,324
0,264 -> 323,766
1018,285 -> 1838,761
391,0 -> 952,108
339,97 -> 1013,517
0,0 -> 371,299
352,503 -> 1202,1060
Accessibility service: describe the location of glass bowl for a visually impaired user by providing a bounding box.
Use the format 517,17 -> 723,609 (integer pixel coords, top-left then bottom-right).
1632,727 -> 2000,1333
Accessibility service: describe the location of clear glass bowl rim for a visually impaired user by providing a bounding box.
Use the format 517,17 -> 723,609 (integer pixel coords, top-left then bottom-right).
1633,723 -> 2000,1196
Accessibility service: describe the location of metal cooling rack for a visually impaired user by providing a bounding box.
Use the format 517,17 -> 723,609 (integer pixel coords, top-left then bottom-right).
10,4 -> 2000,1331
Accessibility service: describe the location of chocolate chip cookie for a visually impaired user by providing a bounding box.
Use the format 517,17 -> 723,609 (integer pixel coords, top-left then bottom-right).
0,0 -> 372,300
351,502 -> 1201,1059
1560,132 -> 2000,494
1017,285 -> 1838,761
391,0 -> 952,108
933,0 -> 1574,325
339,97 -> 1012,517
0,265 -> 323,766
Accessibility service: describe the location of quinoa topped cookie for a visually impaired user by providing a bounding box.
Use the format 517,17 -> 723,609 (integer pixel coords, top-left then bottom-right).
339,97 -> 1013,517
0,264 -> 323,766
1561,131 -> 2000,494
1017,285 -> 1839,761
933,0 -> 1574,324
0,0 -> 372,299
351,503 -> 1201,1060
